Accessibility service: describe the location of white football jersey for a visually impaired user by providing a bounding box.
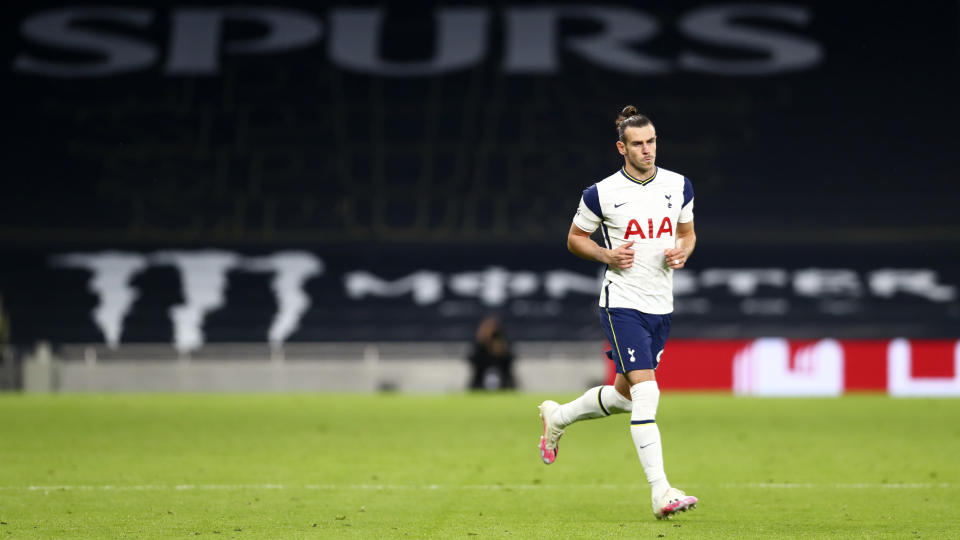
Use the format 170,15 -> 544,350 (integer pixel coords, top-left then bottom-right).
573,166 -> 694,314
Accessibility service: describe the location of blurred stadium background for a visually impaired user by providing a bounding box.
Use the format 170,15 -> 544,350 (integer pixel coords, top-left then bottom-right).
1,0 -> 958,395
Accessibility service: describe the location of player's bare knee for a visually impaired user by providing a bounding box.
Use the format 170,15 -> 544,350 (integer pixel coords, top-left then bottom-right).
626,368 -> 656,385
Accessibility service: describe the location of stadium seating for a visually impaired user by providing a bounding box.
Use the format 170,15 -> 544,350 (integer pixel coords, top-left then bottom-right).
2,1 -> 958,349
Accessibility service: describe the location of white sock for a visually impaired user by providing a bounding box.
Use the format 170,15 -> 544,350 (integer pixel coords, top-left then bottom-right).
629,380 -> 671,502
555,385 -> 632,428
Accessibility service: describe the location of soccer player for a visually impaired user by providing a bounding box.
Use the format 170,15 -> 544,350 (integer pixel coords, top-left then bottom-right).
538,105 -> 698,520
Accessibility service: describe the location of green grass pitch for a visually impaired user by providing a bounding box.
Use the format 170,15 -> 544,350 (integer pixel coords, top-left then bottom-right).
1,392 -> 959,538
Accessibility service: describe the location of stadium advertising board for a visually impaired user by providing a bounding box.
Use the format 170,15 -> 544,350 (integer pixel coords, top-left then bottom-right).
0,245 -> 956,347
655,338 -> 960,397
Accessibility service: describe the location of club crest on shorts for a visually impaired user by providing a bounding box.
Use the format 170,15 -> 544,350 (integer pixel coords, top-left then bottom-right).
628,347 -> 636,363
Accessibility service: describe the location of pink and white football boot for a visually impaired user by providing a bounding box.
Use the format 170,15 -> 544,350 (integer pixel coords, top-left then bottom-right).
537,400 -> 564,464
653,487 -> 698,520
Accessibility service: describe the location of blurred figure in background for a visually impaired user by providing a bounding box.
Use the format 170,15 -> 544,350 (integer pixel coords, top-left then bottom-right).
467,316 -> 516,390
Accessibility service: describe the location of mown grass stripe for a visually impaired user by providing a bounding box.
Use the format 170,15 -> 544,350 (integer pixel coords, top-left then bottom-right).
2,482 -> 954,491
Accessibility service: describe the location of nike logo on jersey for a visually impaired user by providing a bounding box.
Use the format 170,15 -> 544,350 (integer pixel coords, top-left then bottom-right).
614,202 -> 628,208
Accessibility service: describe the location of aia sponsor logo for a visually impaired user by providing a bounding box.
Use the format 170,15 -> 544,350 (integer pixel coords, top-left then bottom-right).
624,217 -> 673,239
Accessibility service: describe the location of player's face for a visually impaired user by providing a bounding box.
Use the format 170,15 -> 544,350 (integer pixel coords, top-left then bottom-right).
617,125 -> 657,174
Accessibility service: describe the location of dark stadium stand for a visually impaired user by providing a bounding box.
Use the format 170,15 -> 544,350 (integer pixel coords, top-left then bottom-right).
1,1 -> 958,347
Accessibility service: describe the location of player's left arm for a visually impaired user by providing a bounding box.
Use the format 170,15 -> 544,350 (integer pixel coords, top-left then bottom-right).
665,220 -> 696,270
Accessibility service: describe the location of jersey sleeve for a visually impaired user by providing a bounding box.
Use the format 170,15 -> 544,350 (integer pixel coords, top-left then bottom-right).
572,184 -> 602,233
678,177 -> 694,223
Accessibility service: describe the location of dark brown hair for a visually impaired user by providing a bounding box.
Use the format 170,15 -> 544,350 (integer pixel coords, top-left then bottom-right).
616,105 -> 652,141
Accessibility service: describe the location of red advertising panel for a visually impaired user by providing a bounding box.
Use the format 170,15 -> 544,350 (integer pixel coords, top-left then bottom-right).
606,339 -> 960,396
656,340 -> 747,390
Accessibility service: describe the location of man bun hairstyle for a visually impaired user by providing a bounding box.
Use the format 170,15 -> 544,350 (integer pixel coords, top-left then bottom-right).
616,105 -> 652,141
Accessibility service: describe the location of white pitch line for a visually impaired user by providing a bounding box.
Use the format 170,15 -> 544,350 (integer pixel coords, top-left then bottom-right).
0,483 -> 954,492
0,484 -> 289,492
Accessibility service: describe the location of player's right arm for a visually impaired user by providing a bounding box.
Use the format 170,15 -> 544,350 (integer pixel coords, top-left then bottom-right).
567,224 -> 634,269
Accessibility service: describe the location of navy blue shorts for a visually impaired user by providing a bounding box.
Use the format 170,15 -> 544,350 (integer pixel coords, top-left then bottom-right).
598,307 -> 672,373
